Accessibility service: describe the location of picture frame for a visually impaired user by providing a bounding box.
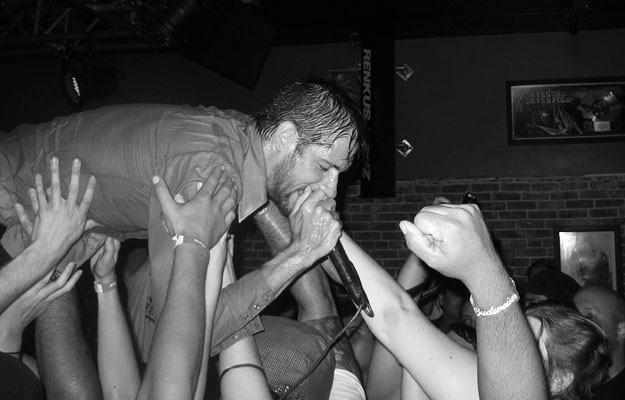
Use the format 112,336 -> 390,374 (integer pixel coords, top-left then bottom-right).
507,77 -> 625,144
554,225 -> 623,293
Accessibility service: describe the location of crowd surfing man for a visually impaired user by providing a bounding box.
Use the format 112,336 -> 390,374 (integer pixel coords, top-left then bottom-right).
0,76 -> 368,360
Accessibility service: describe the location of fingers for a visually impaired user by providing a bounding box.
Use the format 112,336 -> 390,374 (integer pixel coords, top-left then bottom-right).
103,237 -> 121,264
197,165 -> 226,198
174,193 -> 185,204
152,175 -> 177,213
90,244 -> 105,269
34,174 -> 48,211
28,188 -> 39,215
85,219 -> 101,230
46,261 -> 75,285
49,157 -> 61,208
66,159 -> 81,205
224,210 -> 237,227
289,186 -> 313,217
213,178 -> 236,205
399,220 -> 434,257
45,268 -> 83,304
15,203 -> 33,237
78,175 -> 97,215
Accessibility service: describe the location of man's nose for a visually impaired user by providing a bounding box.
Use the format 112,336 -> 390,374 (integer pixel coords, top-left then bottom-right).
320,168 -> 339,198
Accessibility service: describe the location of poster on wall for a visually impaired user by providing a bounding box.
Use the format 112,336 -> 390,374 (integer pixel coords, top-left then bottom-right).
554,225 -> 623,293
507,77 -> 625,144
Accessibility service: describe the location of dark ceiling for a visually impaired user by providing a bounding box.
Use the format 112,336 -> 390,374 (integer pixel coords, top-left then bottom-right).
1,0 -> 624,61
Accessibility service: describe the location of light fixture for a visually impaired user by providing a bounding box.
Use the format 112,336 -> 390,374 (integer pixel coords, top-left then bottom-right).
61,56 -> 124,108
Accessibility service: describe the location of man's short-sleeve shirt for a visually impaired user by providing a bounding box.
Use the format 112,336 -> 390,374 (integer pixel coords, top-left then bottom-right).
0,103 -> 267,253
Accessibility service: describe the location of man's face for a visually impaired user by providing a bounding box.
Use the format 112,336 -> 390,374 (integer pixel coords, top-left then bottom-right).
267,136 -> 352,214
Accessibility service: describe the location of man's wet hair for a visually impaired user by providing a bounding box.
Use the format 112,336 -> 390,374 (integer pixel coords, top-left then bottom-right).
254,76 -> 369,169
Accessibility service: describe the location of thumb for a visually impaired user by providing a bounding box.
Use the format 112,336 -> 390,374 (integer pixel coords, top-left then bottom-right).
152,176 -> 176,214
399,220 -> 435,260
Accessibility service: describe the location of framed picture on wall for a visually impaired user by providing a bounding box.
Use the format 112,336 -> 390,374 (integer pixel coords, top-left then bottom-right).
507,77 -> 625,144
554,225 -> 623,293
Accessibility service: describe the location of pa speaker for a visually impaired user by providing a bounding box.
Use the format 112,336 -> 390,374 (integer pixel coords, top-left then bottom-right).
169,2 -> 274,89
205,9 -> 274,90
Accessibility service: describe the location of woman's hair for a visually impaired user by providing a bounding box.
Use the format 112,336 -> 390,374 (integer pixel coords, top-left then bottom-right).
253,76 -> 369,169
525,301 -> 611,400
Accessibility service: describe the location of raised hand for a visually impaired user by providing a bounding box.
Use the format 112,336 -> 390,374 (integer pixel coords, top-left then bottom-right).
0,262 -> 82,352
399,204 -> 500,286
90,237 -> 121,285
15,157 -> 96,258
288,186 -> 342,264
152,165 -> 238,250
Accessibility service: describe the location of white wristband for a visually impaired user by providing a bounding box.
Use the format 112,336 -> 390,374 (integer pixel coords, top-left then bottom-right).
172,234 -> 208,251
94,279 -> 117,293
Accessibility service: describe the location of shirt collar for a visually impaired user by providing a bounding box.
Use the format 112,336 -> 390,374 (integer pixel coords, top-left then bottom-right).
238,124 -> 267,222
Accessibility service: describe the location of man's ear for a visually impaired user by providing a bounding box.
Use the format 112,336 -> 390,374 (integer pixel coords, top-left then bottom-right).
272,121 -> 298,151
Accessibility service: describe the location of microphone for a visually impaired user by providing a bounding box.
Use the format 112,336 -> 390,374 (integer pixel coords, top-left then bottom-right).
328,241 -> 374,317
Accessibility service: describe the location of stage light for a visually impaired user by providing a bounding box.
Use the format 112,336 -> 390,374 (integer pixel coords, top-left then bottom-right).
61,57 -> 124,108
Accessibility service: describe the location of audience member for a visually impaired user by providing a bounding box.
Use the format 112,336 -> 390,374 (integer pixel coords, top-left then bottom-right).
518,261 -> 581,308
5,157 -> 104,400
526,258 -> 559,281
574,284 -> 625,399
447,299 -> 477,351
345,202 -> 549,400
526,301 -> 610,399
430,276 -> 470,333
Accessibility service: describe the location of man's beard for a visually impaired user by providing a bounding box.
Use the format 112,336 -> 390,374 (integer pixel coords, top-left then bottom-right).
267,153 -> 297,216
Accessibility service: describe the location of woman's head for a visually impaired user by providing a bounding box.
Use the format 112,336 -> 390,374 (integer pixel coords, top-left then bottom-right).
525,301 -> 610,400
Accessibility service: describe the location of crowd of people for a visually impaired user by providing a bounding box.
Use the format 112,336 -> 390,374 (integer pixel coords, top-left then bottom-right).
0,76 -> 623,400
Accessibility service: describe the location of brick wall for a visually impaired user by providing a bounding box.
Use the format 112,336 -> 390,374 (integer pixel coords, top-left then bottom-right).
236,173 -> 625,294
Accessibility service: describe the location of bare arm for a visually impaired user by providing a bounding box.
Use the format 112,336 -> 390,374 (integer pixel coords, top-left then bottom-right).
91,237 -> 141,400
219,335 -> 272,400
0,157 -> 96,313
341,233 -> 479,400
138,167 -> 237,400
400,204 -> 548,400
36,290 -> 103,400
366,252 -> 429,400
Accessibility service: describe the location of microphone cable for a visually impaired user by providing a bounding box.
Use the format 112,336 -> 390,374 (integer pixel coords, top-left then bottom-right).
277,303 -> 364,400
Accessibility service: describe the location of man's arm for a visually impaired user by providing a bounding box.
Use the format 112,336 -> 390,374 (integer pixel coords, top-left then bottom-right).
400,204 -> 548,400
36,290 -> 103,400
138,167 -> 237,400
210,193 -> 343,354
339,233 -> 478,400
366,253 -> 429,400
91,237 -> 141,400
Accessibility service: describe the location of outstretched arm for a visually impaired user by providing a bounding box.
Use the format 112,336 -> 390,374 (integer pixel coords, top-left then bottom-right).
399,204 -> 548,400
91,237 -> 141,400
137,166 -> 237,400
365,252 -> 430,400
340,233 -> 479,400
0,157 -> 96,313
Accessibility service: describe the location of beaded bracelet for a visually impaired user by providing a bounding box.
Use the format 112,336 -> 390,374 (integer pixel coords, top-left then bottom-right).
219,363 -> 265,380
470,277 -> 520,318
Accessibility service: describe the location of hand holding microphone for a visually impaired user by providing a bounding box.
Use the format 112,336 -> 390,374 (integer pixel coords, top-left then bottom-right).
288,188 -> 374,316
